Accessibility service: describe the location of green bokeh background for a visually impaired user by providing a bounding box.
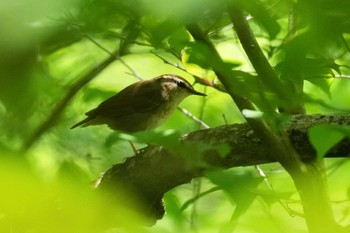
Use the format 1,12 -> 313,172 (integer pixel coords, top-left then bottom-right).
1,0 -> 350,232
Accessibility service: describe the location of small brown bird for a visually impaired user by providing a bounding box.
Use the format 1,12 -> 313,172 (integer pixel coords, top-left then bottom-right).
71,74 -> 206,132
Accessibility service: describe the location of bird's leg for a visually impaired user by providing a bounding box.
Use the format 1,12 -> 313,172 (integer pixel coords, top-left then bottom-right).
128,141 -> 138,155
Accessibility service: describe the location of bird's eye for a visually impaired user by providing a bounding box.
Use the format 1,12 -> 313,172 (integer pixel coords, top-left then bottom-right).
176,80 -> 187,88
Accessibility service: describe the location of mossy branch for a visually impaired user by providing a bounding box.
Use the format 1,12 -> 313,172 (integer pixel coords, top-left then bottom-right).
97,114 -> 350,230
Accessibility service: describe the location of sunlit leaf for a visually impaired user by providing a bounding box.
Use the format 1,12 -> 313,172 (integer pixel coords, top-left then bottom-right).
308,125 -> 350,159
306,78 -> 332,99
242,109 -> 264,119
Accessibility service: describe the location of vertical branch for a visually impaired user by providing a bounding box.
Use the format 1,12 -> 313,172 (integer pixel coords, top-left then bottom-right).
227,4 -> 339,233
185,24 -> 303,172
292,160 -> 341,233
227,6 -> 293,108
185,24 -> 255,113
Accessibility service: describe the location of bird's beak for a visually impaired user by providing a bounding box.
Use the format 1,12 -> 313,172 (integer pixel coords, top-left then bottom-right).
191,89 -> 207,96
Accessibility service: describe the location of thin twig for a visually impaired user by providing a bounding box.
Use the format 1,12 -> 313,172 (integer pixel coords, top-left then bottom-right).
341,34 -> 350,55
190,178 -> 201,232
84,35 -> 144,81
222,114 -> 229,125
152,50 -> 226,92
255,165 -> 300,218
151,50 -> 184,70
181,186 -> 221,211
177,107 -> 210,129
335,75 -> 350,79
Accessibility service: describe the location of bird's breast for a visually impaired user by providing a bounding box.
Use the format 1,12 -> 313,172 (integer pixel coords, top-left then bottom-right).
144,100 -> 180,130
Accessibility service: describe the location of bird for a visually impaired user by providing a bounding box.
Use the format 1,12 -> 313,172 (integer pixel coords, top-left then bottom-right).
71,74 -> 206,132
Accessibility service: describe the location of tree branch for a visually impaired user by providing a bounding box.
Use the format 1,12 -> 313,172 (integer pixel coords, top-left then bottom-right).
226,6 -> 340,232
227,4 -> 294,109
96,114 -> 350,226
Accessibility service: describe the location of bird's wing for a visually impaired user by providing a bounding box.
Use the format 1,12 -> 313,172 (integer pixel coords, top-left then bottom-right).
86,80 -> 164,118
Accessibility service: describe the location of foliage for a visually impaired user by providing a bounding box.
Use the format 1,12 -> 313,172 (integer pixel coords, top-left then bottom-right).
1,0 -> 350,232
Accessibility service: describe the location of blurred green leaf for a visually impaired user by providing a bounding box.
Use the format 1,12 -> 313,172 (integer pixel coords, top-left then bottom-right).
120,20 -> 142,53
214,144 -> 231,158
0,156 -> 148,233
206,168 -> 263,232
117,129 -> 181,148
167,28 -> 191,54
237,0 -> 281,39
306,78 -> 332,99
163,192 -> 186,227
206,168 -> 263,213
308,125 -> 350,159
186,42 -> 216,69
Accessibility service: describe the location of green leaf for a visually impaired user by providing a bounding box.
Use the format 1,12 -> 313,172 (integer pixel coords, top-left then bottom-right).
115,129 -> 181,148
306,78 -> 332,99
167,28 -> 191,54
236,0 -> 281,39
206,168 -> 263,208
186,41 -> 241,70
206,168 -> 263,231
186,41 -> 215,69
163,192 -> 185,226
308,125 -> 350,159
242,109 -> 264,119
214,144 -> 231,158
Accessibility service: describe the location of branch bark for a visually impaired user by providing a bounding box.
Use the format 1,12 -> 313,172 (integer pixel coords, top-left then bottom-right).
96,114 -> 350,228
